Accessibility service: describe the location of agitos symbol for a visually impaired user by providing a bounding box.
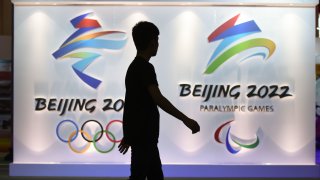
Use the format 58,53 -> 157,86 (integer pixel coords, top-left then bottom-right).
205,14 -> 276,74
52,12 -> 127,89
214,120 -> 261,154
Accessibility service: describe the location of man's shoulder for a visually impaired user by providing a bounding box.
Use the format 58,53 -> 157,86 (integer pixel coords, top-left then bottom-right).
129,58 -> 153,71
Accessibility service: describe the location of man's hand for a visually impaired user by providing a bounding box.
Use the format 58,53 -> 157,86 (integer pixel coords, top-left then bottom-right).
183,118 -> 200,134
118,139 -> 130,155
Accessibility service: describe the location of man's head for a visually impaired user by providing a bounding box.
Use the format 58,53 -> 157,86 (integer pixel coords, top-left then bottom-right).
132,21 -> 159,56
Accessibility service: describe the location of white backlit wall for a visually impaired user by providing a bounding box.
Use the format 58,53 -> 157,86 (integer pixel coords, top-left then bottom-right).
13,1 -> 316,165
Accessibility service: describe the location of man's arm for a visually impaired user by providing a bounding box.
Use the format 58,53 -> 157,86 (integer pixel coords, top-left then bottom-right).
119,112 -> 131,155
148,84 -> 200,134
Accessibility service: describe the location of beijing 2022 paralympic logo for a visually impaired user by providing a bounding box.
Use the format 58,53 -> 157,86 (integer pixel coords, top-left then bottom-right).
205,14 -> 276,74
52,12 -> 127,89
214,120 -> 263,154
208,14 -> 276,154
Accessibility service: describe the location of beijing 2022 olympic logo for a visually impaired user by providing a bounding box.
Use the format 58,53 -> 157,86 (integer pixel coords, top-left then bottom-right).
52,12 -> 127,89
56,119 -> 122,153
208,14 -> 274,154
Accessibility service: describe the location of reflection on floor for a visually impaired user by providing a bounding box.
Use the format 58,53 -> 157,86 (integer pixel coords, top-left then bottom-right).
0,148 -> 319,179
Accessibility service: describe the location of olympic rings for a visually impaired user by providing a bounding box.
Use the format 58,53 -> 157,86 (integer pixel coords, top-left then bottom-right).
105,120 -> 123,143
81,119 -> 103,142
56,119 -> 123,153
56,119 -> 79,143
68,130 -> 91,154
93,130 -> 116,153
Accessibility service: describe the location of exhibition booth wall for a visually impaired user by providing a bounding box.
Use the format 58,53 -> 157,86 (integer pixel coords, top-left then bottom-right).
10,0 -> 320,177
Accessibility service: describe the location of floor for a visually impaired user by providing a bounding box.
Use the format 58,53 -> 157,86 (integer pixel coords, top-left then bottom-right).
0,150 -> 319,180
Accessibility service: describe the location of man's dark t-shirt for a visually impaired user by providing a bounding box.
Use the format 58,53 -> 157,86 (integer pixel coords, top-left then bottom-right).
123,56 -> 159,146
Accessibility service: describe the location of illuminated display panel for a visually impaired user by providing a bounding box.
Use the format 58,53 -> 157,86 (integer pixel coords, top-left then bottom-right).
11,3 -> 318,179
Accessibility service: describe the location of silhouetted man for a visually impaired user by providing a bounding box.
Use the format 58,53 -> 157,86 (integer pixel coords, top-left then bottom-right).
118,21 -> 200,180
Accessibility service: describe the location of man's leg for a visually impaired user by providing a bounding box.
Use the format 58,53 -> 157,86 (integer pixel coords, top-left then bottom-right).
129,145 -> 147,180
130,144 -> 163,180
146,144 -> 164,180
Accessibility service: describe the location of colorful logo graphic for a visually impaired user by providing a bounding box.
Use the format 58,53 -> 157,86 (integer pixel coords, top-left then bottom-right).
56,119 -> 123,154
52,12 -> 127,89
205,14 -> 276,74
214,120 -> 262,154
